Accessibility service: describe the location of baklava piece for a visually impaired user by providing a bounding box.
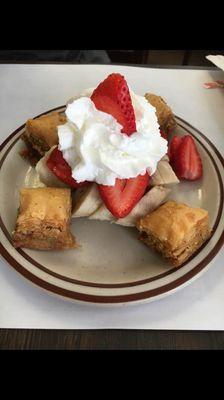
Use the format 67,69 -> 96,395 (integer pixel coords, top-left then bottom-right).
137,201 -> 210,267
145,93 -> 176,132
13,187 -> 76,250
22,112 -> 66,157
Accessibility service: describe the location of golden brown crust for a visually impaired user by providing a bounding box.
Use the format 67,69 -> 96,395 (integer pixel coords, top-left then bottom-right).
13,233 -> 76,250
137,201 -> 210,267
13,188 -> 76,250
144,93 -> 176,132
140,225 -> 210,267
23,112 -> 66,156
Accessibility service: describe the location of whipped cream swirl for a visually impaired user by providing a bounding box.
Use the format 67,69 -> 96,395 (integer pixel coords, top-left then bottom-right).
58,89 -> 167,186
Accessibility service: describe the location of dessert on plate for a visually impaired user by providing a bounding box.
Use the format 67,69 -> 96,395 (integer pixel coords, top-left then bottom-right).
13,187 -> 76,250
137,201 -> 210,266
22,112 -> 66,161
14,72 -> 209,265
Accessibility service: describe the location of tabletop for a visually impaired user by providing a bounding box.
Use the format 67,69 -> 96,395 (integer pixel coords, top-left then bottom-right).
1,328 -> 224,349
0,63 -> 224,350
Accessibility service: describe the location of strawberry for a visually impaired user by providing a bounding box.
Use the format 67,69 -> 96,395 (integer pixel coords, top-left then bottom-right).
46,147 -> 88,188
170,135 -> 203,181
91,73 -> 136,135
98,173 -> 150,218
168,135 -> 183,162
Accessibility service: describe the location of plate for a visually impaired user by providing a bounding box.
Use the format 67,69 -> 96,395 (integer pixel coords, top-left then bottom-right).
0,106 -> 224,304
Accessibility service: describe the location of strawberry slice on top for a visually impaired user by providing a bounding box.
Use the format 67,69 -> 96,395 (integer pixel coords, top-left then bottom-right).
91,73 -> 136,135
91,73 -> 149,218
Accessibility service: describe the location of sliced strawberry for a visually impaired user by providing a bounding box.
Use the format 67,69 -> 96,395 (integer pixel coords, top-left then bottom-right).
46,147 -> 87,188
168,135 -> 183,162
91,73 -> 136,135
171,135 -> 203,181
98,173 -> 149,218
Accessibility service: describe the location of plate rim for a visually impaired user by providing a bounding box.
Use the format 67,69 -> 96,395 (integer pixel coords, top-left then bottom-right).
0,108 -> 224,304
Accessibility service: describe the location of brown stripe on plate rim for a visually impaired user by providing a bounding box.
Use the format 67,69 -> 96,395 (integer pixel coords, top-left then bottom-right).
0,228 -> 224,304
0,214 -> 217,289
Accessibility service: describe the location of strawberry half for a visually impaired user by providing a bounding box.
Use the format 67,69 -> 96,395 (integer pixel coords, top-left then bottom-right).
91,73 -> 136,135
170,135 -> 203,181
168,135 -> 183,162
99,173 -> 150,218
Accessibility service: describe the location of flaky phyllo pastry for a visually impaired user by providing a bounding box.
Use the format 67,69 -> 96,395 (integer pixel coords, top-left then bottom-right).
145,93 -> 176,133
137,201 -> 210,267
13,188 -> 76,250
23,112 -> 66,156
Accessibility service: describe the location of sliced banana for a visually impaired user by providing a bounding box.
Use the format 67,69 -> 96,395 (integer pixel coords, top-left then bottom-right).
72,183 -> 102,218
116,186 -> 171,227
89,203 -> 115,222
36,146 -> 69,188
161,154 -> 169,162
151,159 -> 179,186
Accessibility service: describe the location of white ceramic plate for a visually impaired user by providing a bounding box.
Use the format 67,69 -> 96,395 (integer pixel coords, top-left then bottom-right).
0,106 -> 224,304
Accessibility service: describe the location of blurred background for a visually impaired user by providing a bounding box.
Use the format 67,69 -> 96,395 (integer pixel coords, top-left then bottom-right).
0,50 -> 223,66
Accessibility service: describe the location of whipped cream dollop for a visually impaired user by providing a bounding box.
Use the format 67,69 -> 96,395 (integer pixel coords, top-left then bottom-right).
58,89 -> 167,186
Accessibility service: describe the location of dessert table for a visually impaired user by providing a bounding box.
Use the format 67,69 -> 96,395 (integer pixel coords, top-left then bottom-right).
0,63 -> 224,350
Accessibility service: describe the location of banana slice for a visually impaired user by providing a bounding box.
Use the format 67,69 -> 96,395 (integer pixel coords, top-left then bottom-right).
89,203 -> 115,222
36,146 -> 69,188
161,154 -> 169,162
116,186 -> 171,227
72,183 -> 102,218
151,159 -> 179,186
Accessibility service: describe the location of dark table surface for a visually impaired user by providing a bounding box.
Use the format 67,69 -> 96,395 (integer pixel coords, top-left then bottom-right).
1,329 -> 224,350
0,59 -> 223,350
